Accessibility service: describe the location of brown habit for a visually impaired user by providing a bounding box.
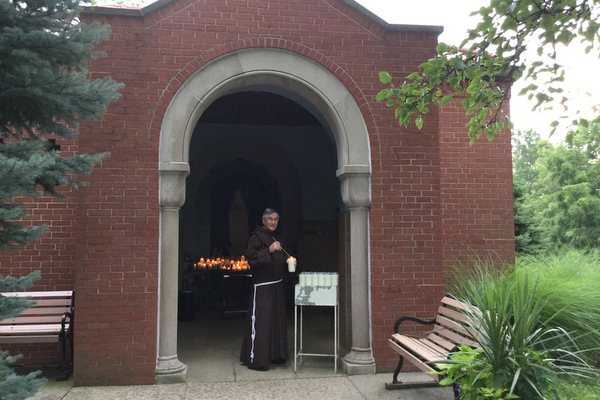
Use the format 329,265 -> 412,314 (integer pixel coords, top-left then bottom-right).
239,226 -> 289,368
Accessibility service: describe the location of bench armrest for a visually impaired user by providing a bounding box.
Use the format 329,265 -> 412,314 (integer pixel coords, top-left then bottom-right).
393,316 -> 436,333
60,310 -> 73,337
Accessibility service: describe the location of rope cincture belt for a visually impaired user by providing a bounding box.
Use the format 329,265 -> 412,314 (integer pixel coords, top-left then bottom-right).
250,278 -> 283,363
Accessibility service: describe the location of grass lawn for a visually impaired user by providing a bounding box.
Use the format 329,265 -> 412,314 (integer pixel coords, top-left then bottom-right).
557,377 -> 600,400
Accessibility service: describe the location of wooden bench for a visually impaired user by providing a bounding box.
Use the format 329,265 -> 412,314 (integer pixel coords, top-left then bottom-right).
386,295 -> 480,390
0,290 -> 74,381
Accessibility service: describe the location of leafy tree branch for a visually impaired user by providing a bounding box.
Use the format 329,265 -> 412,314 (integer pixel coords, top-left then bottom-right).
378,0 -> 600,144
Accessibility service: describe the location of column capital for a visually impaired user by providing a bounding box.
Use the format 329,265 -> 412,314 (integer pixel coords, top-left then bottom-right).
336,165 -> 371,208
159,162 -> 190,208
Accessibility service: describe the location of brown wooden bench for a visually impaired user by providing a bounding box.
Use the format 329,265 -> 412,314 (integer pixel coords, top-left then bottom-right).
0,290 -> 74,381
385,295 -> 480,390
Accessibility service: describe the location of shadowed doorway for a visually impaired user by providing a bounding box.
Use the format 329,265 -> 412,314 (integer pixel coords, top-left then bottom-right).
177,91 -> 342,380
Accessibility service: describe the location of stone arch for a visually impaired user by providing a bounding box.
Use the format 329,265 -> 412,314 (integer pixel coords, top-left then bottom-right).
157,48 -> 373,382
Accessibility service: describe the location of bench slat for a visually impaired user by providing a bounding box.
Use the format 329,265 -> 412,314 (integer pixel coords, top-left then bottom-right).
438,305 -> 473,324
419,337 -> 455,355
1,291 -> 73,298
436,316 -> 478,343
391,333 -> 457,364
6,306 -> 71,316
29,299 -> 72,307
441,296 -> 474,311
0,324 -> 68,334
434,322 -> 479,348
1,316 -> 67,325
391,334 -> 442,362
427,333 -> 461,352
0,335 -> 61,344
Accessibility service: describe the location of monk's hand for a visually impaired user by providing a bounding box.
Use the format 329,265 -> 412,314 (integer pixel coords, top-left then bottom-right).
269,241 -> 281,252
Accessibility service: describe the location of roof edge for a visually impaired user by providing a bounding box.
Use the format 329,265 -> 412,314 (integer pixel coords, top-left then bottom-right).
339,0 -> 443,35
82,0 -> 444,36
82,0 -> 171,17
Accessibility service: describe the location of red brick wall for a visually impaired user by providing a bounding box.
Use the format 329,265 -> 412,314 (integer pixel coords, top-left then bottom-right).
0,0 -> 514,384
369,100 -> 444,371
439,96 -> 515,266
70,138 -> 160,386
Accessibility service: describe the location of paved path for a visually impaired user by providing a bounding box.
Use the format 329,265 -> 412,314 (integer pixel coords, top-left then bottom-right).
30,372 -> 454,400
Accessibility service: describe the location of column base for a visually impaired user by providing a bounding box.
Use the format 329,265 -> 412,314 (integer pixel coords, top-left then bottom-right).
155,355 -> 187,384
342,348 -> 376,375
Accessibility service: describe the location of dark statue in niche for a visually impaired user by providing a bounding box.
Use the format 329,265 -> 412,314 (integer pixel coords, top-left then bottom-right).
228,189 -> 249,259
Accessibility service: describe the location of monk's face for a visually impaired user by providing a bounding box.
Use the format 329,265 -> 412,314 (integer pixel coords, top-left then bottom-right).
262,212 -> 279,232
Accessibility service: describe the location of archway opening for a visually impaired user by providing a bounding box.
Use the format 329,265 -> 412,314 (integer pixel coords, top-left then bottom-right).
157,48 -> 374,382
176,91 -> 342,380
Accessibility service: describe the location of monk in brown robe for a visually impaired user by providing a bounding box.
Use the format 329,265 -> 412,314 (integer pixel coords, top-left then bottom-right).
240,208 -> 292,371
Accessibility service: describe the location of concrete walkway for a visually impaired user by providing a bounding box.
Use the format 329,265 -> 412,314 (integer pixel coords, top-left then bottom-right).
30,372 -> 454,400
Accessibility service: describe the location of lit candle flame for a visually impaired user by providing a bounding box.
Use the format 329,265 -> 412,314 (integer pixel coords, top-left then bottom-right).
191,256 -> 250,271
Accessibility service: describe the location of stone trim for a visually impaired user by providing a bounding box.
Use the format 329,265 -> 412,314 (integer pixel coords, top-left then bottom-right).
158,47 -> 373,380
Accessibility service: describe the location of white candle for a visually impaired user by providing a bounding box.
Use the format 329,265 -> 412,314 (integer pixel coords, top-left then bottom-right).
299,273 -> 306,286
287,256 -> 296,273
318,273 -> 326,286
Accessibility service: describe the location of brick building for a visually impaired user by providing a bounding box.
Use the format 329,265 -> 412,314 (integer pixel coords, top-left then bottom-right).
0,0 -> 514,386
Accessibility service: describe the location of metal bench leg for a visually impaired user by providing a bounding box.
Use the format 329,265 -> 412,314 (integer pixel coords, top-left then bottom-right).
385,355 -> 440,390
56,333 -> 72,381
384,356 -> 404,389
392,356 -> 404,383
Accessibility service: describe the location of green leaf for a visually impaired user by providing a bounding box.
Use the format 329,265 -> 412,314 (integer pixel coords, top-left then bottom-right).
557,29 -> 573,45
439,376 -> 454,386
462,97 -> 472,113
518,84 -> 538,96
375,89 -> 391,102
583,21 -> 599,41
454,59 -> 466,70
415,115 -> 423,130
379,71 -> 392,84
436,43 -> 452,54
540,13 -> 555,30
440,94 -> 452,106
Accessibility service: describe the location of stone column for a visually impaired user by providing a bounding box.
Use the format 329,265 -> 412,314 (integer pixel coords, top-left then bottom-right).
156,162 -> 190,383
336,166 -> 375,374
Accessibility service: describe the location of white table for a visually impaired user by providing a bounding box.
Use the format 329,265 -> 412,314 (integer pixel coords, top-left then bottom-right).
294,283 -> 338,373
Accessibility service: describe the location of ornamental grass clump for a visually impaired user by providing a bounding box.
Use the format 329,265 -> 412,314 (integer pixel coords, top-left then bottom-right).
440,250 -> 600,399
516,249 -> 600,364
